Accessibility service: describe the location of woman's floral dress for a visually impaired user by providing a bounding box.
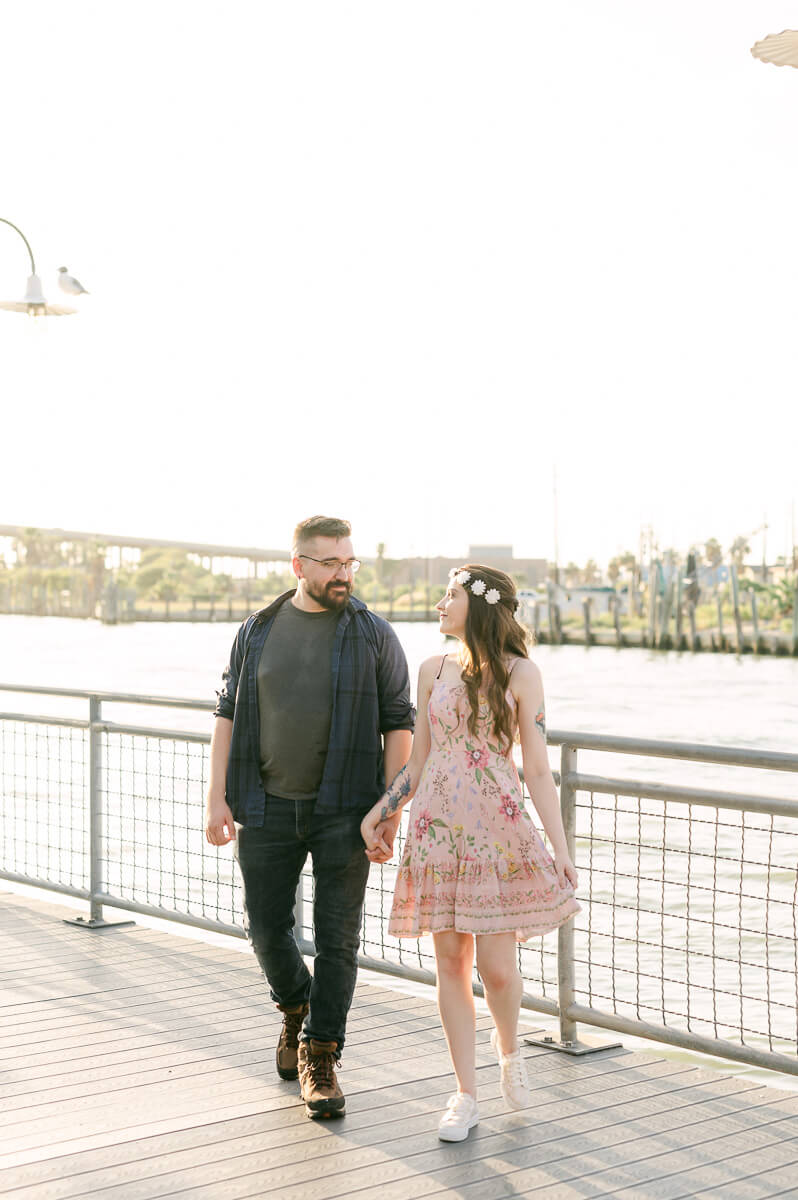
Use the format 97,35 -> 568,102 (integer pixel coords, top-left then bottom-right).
389,677 -> 580,941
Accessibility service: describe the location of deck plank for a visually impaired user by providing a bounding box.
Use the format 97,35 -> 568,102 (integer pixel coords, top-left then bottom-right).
1,890 -> 797,1200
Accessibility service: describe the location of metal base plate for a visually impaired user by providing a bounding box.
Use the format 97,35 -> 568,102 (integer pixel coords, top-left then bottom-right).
525,1030 -> 623,1056
63,917 -> 136,930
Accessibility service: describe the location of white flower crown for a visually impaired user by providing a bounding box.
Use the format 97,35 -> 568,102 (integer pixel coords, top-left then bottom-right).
449,568 -> 502,605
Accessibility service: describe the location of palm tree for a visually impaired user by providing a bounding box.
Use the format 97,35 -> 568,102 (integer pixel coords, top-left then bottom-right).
15,527 -> 63,567
729,537 -> 750,567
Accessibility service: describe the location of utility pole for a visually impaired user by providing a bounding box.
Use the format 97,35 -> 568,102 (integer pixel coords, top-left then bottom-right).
762,513 -> 768,583
552,466 -> 560,585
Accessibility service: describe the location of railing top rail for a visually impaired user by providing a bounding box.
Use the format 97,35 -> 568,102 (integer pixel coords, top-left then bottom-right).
568,772 -> 798,817
0,683 -> 214,711
548,728 -> 798,772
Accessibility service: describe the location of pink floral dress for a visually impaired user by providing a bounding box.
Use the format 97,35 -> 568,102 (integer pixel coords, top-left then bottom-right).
388,670 -> 580,941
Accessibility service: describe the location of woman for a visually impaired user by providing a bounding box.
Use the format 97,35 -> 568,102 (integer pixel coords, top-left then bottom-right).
360,565 -> 579,1141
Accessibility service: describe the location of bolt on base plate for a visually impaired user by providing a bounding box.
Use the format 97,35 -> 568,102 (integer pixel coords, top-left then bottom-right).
63,916 -> 136,930
525,1031 -> 623,1056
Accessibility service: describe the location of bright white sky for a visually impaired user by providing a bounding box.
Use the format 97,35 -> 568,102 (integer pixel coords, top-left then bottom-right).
1,1 -> 796,569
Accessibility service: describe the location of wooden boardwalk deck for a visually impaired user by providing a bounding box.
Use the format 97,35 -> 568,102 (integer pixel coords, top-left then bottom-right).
2,892 -> 798,1200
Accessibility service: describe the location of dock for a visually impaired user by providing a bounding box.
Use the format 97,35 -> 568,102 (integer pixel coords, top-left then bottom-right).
2,891 -> 798,1199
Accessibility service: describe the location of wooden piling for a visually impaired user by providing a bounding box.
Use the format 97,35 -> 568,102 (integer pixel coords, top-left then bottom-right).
546,581 -> 562,645
687,600 -> 699,651
582,597 -> 592,646
715,593 -> 725,651
531,599 -> 541,641
612,594 -> 624,647
659,576 -> 674,650
749,588 -> 762,654
647,564 -> 657,648
674,572 -> 684,649
730,565 -> 744,653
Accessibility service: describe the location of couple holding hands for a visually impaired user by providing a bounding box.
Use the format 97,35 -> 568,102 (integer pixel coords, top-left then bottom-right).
205,515 -> 578,1140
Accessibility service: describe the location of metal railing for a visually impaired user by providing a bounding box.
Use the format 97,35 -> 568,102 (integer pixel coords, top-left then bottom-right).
2,683 -> 797,1077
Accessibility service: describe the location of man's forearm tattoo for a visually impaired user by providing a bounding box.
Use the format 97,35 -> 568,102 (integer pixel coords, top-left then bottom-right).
535,705 -> 546,739
379,766 -> 412,820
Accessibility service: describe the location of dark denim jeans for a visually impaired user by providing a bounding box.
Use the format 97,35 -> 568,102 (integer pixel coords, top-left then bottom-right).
234,794 -> 370,1050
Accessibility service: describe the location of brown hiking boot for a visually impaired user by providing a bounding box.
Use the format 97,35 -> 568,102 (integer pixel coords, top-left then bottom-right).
297,1038 -> 345,1118
275,1002 -> 309,1080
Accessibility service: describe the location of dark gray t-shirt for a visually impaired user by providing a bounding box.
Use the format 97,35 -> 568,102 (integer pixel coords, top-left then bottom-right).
256,600 -> 340,800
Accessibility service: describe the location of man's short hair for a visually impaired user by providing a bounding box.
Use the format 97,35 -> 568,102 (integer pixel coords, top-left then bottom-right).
292,515 -> 352,555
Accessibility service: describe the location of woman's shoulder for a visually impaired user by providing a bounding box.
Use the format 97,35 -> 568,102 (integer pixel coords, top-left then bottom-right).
507,655 -> 542,691
418,654 -> 446,683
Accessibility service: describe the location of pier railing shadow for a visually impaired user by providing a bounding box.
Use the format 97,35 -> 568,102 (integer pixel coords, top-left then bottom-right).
2,683 -> 797,1079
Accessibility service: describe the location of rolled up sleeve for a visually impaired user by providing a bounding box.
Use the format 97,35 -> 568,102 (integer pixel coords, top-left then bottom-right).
376,623 -> 415,733
213,616 -> 253,719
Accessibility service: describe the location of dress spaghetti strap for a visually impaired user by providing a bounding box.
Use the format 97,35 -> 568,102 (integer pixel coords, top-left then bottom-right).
436,654 -> 447,679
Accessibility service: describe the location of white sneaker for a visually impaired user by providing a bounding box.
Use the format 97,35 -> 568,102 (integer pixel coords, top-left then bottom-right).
490,1028 -> 531,1110
437,1092 -> 479,1141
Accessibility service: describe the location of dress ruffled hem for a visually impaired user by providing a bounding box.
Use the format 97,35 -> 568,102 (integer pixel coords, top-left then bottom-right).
388,895 -> 580,942
388,860 -> 580,942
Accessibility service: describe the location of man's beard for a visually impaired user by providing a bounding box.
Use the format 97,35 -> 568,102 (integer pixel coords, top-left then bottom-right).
306,578 -> 352,611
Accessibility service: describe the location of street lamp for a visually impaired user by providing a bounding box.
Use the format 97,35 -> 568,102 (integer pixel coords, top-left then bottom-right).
0,217 -> 77,316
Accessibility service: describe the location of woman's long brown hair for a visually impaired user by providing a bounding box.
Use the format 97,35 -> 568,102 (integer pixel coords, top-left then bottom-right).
453,564 -> 530,752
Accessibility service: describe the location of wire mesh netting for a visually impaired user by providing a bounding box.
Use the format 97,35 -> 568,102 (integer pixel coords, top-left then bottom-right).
0,719 -> 89,893
98,731 -> 242,926
574,789 -> 798,1057
2,708 -> 797,1066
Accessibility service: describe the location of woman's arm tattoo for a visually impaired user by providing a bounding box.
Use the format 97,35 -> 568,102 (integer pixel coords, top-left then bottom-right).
535,705 -> 546,739
379,766 -> 412,820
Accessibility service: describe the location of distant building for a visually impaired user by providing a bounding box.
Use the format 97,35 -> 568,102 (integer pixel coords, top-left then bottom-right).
394,549 -> 547,589
467,545 -> 513,562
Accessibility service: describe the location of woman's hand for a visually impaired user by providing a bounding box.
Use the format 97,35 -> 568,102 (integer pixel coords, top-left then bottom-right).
554,853 -> 578,890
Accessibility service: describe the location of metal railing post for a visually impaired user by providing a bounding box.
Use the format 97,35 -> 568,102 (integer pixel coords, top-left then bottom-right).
88,694 -> 103,923
65,693 -> 134,930
527,741 -> 621,1056
558,743 -> 578,1045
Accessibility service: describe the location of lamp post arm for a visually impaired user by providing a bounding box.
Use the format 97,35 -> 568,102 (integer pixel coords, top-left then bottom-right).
0,218 -> 36,275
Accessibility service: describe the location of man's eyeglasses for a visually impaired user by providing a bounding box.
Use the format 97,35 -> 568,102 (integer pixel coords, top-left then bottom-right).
298,555 -> 361,575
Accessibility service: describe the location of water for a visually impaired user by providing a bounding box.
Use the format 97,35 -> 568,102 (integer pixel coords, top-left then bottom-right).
2,615 -> 796,795
2,615 -> 797,1089
2,614 -> 797,736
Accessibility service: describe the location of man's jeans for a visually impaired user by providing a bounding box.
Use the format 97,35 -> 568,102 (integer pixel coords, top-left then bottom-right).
234,794 -> 370,1050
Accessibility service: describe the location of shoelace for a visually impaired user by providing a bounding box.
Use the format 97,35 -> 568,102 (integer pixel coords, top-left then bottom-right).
307,1052 -> 340,1088
501,1053 -> 528,1088
442,1093 -> 474,1120
282,1011 -> 305,1044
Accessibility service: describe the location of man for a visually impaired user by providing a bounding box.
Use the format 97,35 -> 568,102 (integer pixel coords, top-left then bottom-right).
205,516 -> 413,1119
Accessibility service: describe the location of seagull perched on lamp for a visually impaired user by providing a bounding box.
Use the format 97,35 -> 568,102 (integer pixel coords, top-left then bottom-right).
57,266 -> 89,295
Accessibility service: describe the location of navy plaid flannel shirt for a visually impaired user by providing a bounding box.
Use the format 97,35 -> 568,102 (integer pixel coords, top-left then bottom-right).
214,589 -> 415,824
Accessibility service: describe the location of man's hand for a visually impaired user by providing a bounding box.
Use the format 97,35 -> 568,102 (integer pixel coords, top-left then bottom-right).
205,793 -> 236,845
362,812 -> 401,864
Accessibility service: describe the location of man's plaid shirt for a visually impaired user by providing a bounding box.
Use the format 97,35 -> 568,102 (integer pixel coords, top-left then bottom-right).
214,590 -> 415,824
